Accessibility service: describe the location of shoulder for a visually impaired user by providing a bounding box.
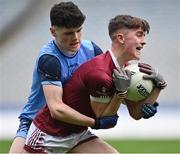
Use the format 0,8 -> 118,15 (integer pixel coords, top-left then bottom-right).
38,54 -> 60,69
80,40 -> 95,51
38,54 -> 61,80
38,40 -> 61,60
81,40 -> 103,56
39,40 -> 55,54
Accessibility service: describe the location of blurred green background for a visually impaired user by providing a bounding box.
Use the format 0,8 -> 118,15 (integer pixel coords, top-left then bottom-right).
1,139 -> 180,153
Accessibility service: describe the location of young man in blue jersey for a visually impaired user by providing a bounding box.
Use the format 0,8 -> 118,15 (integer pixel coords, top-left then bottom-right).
9,1 -> 106,153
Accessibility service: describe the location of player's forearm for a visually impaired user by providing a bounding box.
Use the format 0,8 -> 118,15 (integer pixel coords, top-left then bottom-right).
143,87 -> 160,104
100,94 -> 123,117
126,100 -> 143,120
126,87 -> 161,120
43,85 -> 95,127
50,102 -> 95,127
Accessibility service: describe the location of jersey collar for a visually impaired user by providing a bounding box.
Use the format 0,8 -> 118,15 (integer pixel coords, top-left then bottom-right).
108,50 -> 127,75
108,50 -> 121,69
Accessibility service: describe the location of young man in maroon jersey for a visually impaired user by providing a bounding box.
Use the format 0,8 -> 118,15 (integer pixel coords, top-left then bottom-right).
24,15 -> 167,153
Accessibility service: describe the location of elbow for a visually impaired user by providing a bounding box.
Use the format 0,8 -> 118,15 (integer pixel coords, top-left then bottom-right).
49,110 -> 57,119
132,116 -> 142,121
49,105 -> 64,120
49,109 -> 58,119
129,112 -> 142,120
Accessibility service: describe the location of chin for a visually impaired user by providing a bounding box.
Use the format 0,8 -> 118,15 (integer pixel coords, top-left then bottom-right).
135,53 -> 141,60
132,56 -> 140,61
136,57 -> 140,60
69,48 -> 78,53
71,45 -> 80,52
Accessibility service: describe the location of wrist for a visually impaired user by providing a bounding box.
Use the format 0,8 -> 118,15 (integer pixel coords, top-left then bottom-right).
91,118 -> 99,129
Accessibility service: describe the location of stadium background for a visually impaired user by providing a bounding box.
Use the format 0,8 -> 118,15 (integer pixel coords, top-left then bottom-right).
0,0 -> 179,153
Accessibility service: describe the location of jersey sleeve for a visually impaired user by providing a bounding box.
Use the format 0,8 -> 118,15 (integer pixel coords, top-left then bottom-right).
91,41 -> 103,56
37,54 -> 62,87
84,69 -> 114,103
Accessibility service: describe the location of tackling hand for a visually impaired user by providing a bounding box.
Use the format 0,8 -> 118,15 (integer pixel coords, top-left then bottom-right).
138,63 -> 167,90
141,102 -> 159,119
92,114 -> 119,129
113,68 -> 131,96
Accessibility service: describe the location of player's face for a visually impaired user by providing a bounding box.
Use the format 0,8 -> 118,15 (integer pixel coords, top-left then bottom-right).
123,28 -> 146,60
51,26 -> 82,53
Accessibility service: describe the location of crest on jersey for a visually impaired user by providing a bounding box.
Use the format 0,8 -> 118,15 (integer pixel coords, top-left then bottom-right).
95,86 -> 110,96
102,86 -> 106,93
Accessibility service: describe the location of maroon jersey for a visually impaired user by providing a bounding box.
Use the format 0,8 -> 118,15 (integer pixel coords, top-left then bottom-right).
34,51 -> 117,136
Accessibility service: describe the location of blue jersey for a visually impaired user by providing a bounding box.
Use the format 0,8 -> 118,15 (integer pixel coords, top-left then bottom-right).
19,40 -> 102,121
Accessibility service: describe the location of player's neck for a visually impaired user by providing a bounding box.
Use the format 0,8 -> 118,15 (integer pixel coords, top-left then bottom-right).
111,47 -> 126,67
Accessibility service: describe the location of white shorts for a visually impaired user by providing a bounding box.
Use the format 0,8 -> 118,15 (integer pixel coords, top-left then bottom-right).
24,122 -> 97,153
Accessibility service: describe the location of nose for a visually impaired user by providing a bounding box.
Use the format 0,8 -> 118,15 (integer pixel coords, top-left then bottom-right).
141,38 -> 146,46
141,42 -> 146,46
73,32 -> 78,39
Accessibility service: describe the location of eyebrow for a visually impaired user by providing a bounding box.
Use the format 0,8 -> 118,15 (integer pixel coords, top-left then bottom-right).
136,30 -> 145,36
64,27 -> 82,35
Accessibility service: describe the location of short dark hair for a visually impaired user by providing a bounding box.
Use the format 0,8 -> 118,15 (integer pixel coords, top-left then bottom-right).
50,1 -> 86,28
108,15 -> 150,40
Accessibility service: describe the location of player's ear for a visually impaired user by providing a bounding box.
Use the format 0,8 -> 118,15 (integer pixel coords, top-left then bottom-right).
50,26 -> 57,37
116,32 -> 125,44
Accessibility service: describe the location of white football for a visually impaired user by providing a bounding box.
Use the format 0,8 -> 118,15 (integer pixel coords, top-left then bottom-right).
125,64 -> 154,102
